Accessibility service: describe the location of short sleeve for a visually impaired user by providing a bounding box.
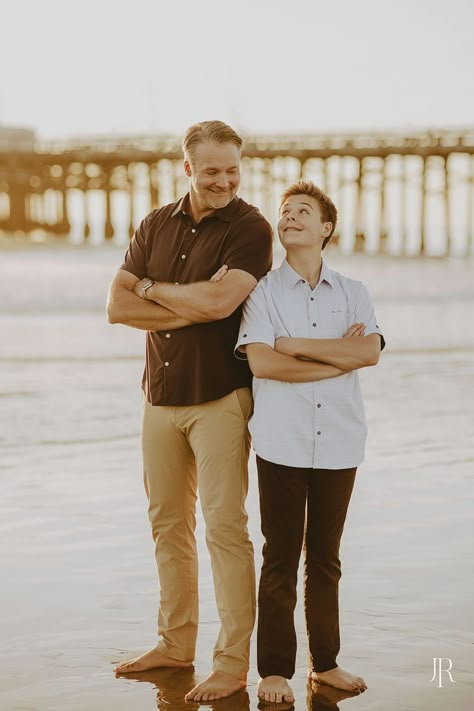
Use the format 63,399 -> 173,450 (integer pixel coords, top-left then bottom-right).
119,212 -> 154,279
234,284 -> 276,360
352,283 -> 386,351
221,216 -> 273,281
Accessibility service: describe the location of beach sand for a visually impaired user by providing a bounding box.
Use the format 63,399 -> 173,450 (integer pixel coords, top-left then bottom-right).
0,244 -> 473,710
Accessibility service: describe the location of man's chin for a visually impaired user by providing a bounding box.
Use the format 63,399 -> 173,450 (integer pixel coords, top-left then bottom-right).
207,193 -> 234,209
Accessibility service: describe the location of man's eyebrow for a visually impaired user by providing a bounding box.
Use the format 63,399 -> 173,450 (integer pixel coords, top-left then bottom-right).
202,164 -> 239,171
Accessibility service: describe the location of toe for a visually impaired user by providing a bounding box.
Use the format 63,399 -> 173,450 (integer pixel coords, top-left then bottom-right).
275,693 -> 282,703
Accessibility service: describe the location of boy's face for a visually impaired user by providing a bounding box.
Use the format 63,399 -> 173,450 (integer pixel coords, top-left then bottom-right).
278,194 -> 332,250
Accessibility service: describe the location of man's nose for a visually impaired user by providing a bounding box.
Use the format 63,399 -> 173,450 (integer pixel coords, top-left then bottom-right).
215,174 -> 229,189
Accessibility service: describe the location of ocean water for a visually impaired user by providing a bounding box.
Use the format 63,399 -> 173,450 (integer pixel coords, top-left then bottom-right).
0,243 -> 473,710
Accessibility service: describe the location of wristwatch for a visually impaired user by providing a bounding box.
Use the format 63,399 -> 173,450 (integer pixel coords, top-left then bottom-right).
140,279 -> 155,299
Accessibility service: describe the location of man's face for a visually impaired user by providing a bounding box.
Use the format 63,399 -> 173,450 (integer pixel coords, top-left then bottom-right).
278,194 -> 331,249
185,141 -> 240,211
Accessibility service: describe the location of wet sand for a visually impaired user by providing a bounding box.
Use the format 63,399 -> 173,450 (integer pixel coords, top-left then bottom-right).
1,245 -> 473,710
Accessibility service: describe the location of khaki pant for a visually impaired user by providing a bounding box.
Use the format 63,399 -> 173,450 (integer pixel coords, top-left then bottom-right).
141,387 -> 255,678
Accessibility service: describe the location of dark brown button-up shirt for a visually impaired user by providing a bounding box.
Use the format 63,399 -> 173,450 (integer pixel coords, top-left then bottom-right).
120,193 -> 273,405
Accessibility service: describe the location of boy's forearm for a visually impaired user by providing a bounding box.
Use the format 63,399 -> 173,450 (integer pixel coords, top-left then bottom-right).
247,345 -> 348,382
286,337 -> 377,369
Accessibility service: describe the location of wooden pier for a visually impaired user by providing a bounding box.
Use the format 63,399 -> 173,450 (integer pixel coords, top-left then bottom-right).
1,128 -> 473,255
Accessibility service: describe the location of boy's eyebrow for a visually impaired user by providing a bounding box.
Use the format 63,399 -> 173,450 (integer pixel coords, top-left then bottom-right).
281,201 -> 314,210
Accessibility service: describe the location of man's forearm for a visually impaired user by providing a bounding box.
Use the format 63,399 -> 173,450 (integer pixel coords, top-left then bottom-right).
284,336 -> 378,369
107,284 -> 193,331
147,281 -> 217,321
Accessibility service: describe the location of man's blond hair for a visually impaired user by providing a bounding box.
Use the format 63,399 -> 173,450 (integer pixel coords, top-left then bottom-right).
182,120 -> 243,164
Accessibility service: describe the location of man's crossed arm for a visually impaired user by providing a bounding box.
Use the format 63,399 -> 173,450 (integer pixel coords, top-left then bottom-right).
106,265 -> 256,331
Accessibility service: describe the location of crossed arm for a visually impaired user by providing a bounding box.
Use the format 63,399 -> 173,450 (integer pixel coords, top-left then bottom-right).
243,323 -> 380,383
106,266 -> 256,331
274,333 -> 382,370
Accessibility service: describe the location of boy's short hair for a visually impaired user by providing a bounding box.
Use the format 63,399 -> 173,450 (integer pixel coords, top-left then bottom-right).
182,120 -> 243,165
280,180 -> 338,250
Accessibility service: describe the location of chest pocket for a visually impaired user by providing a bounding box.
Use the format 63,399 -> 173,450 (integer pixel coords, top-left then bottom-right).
330,305 -> 350,338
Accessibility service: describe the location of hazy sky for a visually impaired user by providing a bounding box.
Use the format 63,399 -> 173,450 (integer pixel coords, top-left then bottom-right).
1,0 -> 473,139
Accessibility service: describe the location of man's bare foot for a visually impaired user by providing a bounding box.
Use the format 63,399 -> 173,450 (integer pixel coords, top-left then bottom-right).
185,670 -> 246,702
309,666 -> 367,694
114,647 -> 192,675
258,676 -> 295,704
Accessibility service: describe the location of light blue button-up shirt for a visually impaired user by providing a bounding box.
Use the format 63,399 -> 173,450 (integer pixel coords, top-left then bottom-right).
235,259 -> 385,469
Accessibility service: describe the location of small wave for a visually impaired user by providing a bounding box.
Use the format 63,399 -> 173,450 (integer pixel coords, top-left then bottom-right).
2,434 -> 139,448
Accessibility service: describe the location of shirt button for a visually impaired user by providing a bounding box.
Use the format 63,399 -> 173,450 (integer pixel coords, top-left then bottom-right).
317,403 -> 321,408
191,228 -> 196,233
310,297 -> 314,301
165,333 -> 171,338
317,431 -> 321,435
175,282 -> 179,284
243,334 -> 247,337
164,361 -> 170,366
181,254 -> 186,259
312,323 -> 317,327
300,279 -> 305,283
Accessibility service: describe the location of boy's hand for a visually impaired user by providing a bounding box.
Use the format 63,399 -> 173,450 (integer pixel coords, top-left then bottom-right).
343,322 -> 366,338
274,337 -> 295,356
210,265 -> 228,282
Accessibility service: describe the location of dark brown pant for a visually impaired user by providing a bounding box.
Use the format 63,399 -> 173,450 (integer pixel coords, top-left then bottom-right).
256,455 -> 357,679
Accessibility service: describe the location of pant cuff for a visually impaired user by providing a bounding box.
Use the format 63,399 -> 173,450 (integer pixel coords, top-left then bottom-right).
155,639 -> 194,664
213,659 -> 248,680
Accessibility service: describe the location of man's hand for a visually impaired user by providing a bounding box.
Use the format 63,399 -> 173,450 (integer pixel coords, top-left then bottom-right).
210,264 -> 229,282
133,278 -> 152,299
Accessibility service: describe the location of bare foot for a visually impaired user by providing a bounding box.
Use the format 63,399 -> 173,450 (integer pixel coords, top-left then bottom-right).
185,670 -> 246,702
309,666 -> 367,694
114,647 -> 192,675
258,676 -> 295,704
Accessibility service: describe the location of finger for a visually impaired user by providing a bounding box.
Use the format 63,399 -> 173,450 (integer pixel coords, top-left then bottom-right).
210,266 -> 228,282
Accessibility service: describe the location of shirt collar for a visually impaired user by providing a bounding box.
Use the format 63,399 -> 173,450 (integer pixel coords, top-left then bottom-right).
280,257 -> 334,289
171,193 -> 239,223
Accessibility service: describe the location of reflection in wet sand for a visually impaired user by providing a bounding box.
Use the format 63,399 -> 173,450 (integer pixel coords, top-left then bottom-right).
115,666 -> 252,711
307,679 -> 363,710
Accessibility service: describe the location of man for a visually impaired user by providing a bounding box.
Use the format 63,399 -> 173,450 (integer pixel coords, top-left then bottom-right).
233,180 -> 385,703
106,120 -> 273,701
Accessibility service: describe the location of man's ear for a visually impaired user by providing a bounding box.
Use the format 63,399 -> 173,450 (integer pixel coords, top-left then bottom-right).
184,159 -> 192,178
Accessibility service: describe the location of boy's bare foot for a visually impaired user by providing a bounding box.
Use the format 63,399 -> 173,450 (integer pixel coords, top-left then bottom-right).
114,647 -> 192,675
258,676 -> 295,704
185,670 -> 246,702
309,666 -> 367,694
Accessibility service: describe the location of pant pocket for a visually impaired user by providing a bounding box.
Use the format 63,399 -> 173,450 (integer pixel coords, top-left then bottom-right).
234,387 -> 253,422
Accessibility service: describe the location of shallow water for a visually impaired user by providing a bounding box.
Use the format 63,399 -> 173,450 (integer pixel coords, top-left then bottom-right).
1,244 -> 473,710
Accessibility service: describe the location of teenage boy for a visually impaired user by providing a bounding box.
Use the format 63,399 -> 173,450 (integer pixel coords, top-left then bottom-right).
234,180 -> 385,703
